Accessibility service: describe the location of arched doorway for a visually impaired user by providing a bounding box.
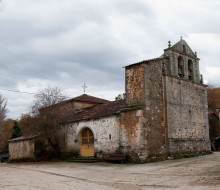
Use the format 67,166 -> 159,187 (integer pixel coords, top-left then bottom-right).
80,128 -> 94,157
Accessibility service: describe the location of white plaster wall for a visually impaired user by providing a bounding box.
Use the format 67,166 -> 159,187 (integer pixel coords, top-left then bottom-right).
61,116 -> 120,156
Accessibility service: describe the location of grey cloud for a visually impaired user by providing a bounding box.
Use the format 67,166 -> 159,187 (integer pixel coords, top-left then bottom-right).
0,0 -> 220,119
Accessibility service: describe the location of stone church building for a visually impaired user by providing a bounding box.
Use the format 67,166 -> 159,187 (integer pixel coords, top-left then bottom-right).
55,39 -> 210,162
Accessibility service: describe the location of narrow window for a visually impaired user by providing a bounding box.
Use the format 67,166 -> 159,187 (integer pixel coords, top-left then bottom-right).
188,59 -> 193,81
183,45 -> 186,53
178,56 -> 184,78
109,134 -> 111,140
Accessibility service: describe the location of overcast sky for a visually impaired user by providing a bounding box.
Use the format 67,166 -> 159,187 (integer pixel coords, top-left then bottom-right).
0,0 -> 220,119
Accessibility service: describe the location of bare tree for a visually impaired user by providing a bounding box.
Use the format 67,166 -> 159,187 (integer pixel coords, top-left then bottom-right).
27,87 -> 67,159
0,95 -> 7,122
0,94 -> 7,153
31,86 -> 67,116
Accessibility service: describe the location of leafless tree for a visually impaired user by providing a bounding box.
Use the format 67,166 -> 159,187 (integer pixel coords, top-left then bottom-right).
0,94 -> 7,153
31,86 -> 67,116
0,95 -> 7,122
27,87 -> 67,159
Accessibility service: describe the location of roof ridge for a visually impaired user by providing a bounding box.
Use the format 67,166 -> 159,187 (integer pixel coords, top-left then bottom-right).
72,94 -> 110,103
62,99 -> 127,123
125,57 -> 166,68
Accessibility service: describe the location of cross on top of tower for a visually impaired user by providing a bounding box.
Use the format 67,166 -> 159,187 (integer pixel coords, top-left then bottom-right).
82,83 -> 87,94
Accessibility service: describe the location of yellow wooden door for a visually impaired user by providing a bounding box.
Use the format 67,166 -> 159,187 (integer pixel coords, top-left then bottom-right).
80,128 -> 94,157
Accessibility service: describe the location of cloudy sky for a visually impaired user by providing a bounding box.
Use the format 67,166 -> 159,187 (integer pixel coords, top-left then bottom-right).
0,0 -> 220,119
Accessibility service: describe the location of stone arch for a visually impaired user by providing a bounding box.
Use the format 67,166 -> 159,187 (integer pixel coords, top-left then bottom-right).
178,56 -> 184,78
188,59 -> 193,81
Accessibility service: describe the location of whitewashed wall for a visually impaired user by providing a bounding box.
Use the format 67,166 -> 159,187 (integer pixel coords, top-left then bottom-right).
61,116 -> 120,157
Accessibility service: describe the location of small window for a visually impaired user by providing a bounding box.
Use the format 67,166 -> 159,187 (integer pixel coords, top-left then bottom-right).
109,134 -> 111,140
178,56 -> 184,78
188,59 -> 193,81
183,45 -> 186,53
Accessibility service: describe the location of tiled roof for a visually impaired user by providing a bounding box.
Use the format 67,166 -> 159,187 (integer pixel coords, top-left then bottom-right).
71,94 -> 110,104
8,135 -> 37,142
63,99 -> 127,123
40,94 -> 110,111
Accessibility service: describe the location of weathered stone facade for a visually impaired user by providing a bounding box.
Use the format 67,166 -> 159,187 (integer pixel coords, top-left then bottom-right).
124,39 -> 210,160
8,136 -> 36,160
62,116 -> 120,156
60,108 -> 144,160
59,39 -> 211,162
166,76 -> 209,153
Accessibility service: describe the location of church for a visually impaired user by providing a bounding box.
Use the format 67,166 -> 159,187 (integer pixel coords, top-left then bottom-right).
53,38 -> 210,162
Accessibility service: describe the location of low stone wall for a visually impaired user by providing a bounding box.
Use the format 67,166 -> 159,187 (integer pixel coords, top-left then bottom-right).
9,139 -> 35,160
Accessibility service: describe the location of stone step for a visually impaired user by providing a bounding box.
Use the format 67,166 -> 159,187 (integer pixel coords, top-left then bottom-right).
67,157 -> 102,163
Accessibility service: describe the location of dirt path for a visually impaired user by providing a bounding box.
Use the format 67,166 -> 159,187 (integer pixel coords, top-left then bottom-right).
1,152 -> 220,189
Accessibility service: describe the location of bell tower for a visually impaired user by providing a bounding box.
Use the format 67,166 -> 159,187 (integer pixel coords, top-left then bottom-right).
163,37 -> 201,83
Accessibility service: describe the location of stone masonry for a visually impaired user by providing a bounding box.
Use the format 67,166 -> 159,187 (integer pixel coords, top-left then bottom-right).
41,38 -> 210,162
125,38 -> 210,160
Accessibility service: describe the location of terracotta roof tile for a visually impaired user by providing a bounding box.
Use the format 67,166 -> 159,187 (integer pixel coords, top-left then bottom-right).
63,99 -> 126,123
71,94 -> 110,104
40,94 -> 110,111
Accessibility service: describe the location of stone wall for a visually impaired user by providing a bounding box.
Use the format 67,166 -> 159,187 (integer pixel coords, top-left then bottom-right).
125,64 -> 145,106
61,116 -> 120,158
9,139 -> 35,160
60,38 -> 211,161
61,109 -> 144,160
125,59 -> 168,161
142,60 -> 167,158
119,110 -> 143,161
165,51 -> 199,83
165,76 -> 210,153
163,40 -> 201,84
59,101 -> 97,113
124,57 -> 210,160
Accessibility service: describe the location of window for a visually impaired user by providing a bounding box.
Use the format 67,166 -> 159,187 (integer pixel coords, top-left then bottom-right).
188,59 -> 193,81
178,56 -> 184,78
183,45 -> 186,53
